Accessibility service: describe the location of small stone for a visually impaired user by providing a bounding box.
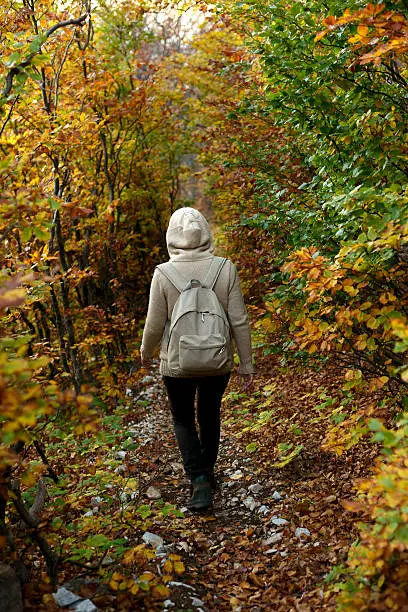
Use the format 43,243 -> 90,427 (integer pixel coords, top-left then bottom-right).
230,470 -> 243,480
83,510 -> 94,517
90,496 -> 103,507
114,465 -> 126,474
72,600 -> 98,612
191,597 -> 205,607
177,542 -> 190,553
295,527 -> 311,539
248,483 -> 262,495
164,601 -> 175,609
116,451 -> 127,460
125,388 -> 132,396
243,496 -> 260,512
146,486 -> 161,500
264,548 -> 279,555
101,555 -> 114,566
53,587 -> 81,607
324,495 -> 337,504
272,491 -> 282,501
263,532 -> 283,546
258,505 -> 269,515
280,551 -> 288,557
141,375 -> 154,383
142,532 -> 164,549
168,581 -> 195,590
270,517 -> 289,527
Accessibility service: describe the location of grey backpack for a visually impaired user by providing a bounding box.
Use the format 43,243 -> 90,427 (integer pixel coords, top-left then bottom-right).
157,256 -> 232,376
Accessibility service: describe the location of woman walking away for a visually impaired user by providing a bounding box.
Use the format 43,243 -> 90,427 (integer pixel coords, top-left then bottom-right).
141,207 -> 254,511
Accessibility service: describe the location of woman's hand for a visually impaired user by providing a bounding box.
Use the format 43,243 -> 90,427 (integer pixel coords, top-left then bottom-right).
239,374 -> 254,392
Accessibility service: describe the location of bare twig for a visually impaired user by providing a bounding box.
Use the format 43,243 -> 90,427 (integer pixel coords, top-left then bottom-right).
33,440 -> 59,484
10,480 -> 59,585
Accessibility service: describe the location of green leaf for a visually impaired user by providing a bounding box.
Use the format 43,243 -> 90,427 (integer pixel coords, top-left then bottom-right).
246,442 -> 258,453
84,534 -> 112,548
22,227 -> 32,242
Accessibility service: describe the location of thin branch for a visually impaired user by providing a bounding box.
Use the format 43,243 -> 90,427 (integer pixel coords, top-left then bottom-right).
1,13 -> 88,99
10,480 -> 59,586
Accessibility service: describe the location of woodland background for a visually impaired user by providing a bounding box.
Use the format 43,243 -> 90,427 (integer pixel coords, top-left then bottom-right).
1,0 -> 408,610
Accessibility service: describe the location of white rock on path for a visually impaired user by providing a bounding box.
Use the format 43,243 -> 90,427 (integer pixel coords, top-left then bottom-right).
72,600 -> 98,612
243,496 -> 260,512
101,555 -> 114,566
168,581 -> 195,590
295,527 -> 311,539
83,509 -> 97,517
141,375 -> 154,384
53,587 -> 81,607
270,517 -> 289,527
248,483 -> 262,495
263,532 -> 283,546
264,548 -> 279,555
191,597 -> 205,607
146,486 -> 161,499
272,491 -> 283,501
142,532 -> 164,549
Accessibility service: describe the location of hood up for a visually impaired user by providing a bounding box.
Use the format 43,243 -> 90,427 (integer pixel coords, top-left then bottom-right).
166,207 -> 214,261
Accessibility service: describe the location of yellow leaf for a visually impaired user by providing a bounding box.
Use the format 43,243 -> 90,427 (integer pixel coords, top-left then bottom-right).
314,30 -> 327,42
152,584 -> 170,598
173,561 -> 185,575
357,24 -> 369,37
200,515 -> 217,522
129,583 -> 139,595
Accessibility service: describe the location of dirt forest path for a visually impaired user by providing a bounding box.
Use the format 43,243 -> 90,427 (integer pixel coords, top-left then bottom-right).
122,358 -> 375,611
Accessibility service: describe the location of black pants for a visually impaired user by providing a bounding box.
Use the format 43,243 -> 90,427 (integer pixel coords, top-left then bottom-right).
163,373 -> 230,481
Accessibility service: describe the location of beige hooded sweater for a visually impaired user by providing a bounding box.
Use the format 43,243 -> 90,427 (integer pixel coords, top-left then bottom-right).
141,207 -> 254,377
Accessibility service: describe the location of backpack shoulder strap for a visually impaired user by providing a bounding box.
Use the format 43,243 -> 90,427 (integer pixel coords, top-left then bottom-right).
203,256 -> 227,290
156,262 -> 189,293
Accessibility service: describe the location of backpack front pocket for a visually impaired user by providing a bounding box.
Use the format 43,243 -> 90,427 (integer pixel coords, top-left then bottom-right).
179,334 -> 229,372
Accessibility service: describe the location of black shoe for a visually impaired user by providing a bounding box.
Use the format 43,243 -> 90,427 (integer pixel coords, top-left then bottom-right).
187,475 -> 212,511
188,471 -> 218,495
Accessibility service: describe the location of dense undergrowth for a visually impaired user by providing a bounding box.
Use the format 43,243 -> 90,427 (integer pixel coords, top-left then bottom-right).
1,0 -> 408,609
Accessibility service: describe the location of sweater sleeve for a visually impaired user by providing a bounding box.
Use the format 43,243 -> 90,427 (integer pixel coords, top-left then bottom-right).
227,264 -> 254,375
141,269 -> 168,361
